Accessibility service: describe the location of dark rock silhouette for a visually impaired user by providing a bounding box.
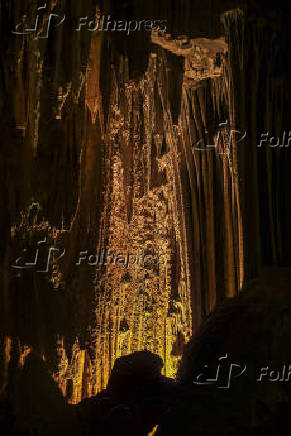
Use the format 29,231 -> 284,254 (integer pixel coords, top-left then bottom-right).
0,350 -> 179,436
1,271 -> 291,435
157,268 -> 291,435
74,351 -> 179,436
0,351 -> 70,436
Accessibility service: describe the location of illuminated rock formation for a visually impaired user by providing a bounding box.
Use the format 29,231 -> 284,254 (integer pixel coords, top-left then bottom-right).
88,34 -> 236,393
1,2 -> 291,423
1,4 -> 241,401
55,25 -> 248,398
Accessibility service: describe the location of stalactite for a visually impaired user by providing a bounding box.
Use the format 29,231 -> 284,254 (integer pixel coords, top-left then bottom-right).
53,32 -> 249,398
2,3 -> 290,420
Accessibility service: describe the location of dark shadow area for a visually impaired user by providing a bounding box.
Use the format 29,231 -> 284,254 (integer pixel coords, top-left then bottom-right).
0,350 -> 179,436
2,269 -> 291,435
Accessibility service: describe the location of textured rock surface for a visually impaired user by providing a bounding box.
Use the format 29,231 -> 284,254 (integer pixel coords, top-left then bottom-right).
156,268 -> 291,436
